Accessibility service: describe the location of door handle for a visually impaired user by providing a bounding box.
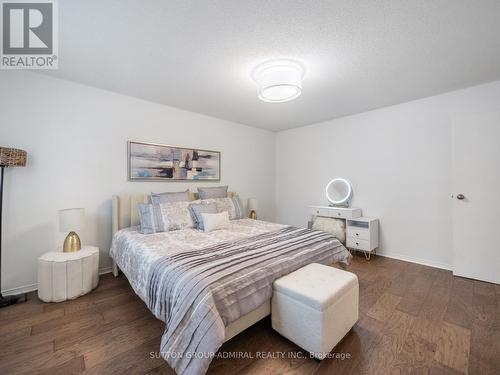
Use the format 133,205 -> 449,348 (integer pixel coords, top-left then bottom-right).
456,194 -> 465,200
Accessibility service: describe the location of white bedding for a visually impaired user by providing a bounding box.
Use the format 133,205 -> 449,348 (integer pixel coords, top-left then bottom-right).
110,219 -> 351,374
111,219 -> 285,302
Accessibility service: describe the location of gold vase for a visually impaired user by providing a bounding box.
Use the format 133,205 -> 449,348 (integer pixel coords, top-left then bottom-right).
63,231 -> 81,252
249,210 -> 257,220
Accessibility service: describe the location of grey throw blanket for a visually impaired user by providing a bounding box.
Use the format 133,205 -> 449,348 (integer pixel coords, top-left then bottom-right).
146,226 -> 350,374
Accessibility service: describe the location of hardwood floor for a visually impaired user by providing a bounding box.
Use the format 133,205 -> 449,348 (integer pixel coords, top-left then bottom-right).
1,254 -> 499,375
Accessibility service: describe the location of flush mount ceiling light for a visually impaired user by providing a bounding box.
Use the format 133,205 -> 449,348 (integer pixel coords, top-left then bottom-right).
251,59 -> 305,103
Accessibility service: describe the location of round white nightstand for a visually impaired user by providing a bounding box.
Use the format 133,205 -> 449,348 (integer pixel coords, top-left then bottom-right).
38,246 -> 99,302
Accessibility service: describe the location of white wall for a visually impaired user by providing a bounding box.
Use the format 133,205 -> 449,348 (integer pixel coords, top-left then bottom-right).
0,72 -> 276,294
275,80 -> 500,270
3,71 -> 500,293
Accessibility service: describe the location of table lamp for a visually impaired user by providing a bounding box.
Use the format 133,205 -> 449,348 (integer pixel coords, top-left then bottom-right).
59,208 -> 85,252
248,198 -> 258,219
0,147 -> 27,308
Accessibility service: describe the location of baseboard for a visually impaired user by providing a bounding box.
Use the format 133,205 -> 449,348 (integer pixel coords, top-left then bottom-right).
3,255 -> 453,295
375,251 -> 453,271
98,267 -> 113,275
2,282 -> 38,296
2,267 -> 114,296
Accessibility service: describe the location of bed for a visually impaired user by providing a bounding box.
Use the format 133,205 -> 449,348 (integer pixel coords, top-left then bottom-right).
109,193 -> 352,375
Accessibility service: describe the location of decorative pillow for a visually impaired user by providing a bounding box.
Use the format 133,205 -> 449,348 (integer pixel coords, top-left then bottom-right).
197,186 -> 228,200
160,201 -> 195,231
138,204 -> 165,234
231,195 -> 245,220
201,211 -> 230,232
202,196 -> 245,220
151,189 -> 191,205
189,202 -> 218,230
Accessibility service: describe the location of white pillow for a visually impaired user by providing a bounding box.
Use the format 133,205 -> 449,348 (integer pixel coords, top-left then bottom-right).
201,211 -> 230,232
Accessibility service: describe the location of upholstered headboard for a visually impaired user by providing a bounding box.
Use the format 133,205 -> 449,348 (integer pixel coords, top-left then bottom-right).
111,194 -> 148,236
111,192 -> 237,235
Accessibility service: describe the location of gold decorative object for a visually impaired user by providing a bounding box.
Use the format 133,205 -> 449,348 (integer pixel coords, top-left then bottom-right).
248,198 -> 258,220
63,232 -> 81,252
59,208 -> 85,252
0,147 -> 27,167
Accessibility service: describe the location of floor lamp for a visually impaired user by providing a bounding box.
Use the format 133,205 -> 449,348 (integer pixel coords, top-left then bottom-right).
0,147 -> 27,308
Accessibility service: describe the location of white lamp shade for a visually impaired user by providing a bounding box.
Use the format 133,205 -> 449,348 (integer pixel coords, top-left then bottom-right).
248,198 -> 258,211
251,59 -> 305,103
59,208 -> 85,233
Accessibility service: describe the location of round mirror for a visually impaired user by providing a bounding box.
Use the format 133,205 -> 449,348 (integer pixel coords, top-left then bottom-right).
325,178 -> 353,207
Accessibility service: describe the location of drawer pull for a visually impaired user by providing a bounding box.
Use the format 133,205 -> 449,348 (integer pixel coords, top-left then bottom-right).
355,233 -> 359,236
356,242 -> 359,245
337,213 -> 341,216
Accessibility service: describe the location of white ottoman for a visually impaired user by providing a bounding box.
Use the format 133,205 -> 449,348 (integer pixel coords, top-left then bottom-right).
272,263 -> 359,359
38,246 -> 99,302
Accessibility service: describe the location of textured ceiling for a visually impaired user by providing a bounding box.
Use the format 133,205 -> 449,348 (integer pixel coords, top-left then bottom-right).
43,0 -> 500,131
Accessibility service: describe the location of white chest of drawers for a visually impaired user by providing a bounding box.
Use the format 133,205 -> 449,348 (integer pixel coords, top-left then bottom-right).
346,217 -> 379,259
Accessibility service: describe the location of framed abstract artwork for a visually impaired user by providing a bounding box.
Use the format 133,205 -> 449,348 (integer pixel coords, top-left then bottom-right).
128,141 -> 221,181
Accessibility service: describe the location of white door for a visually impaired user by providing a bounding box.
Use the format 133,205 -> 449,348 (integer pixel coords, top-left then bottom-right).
452,110 -> 500,284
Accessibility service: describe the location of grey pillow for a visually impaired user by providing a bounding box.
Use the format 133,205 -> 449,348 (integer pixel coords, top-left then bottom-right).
197,186 -> 228,200
231,195 -> 245,220
189,203 -> 218,230
138,204 -> 165,234
151,189 -> 190,205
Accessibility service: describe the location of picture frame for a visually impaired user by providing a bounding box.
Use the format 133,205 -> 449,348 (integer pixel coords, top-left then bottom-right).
128,141 -> 221,181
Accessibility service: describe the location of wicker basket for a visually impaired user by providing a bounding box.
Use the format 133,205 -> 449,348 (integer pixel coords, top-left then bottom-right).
0,147 -> 27,167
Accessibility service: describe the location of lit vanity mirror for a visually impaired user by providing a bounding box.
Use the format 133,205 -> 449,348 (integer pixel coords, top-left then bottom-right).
325,178 -> 353,207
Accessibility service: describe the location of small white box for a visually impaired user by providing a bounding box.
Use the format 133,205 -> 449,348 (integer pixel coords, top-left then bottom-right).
272,263 -> 359,359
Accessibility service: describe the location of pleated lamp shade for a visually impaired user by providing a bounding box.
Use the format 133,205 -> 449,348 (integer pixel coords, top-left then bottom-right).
248,198 -> 258,211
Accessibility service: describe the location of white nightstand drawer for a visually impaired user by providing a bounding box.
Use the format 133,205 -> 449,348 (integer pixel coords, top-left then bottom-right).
346,227 -> 370,240
347,237 -> 371,251
308,206 -> 362,219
